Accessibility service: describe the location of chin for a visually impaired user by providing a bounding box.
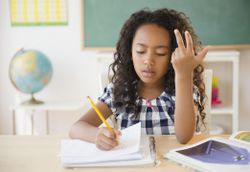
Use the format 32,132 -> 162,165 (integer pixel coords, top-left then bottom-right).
140,77 -> 157,84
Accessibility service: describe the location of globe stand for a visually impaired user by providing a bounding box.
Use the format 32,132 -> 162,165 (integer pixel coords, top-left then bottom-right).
21,94 -> 44,105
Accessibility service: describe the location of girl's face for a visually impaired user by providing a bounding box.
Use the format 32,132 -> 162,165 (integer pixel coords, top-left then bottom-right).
132,24 -> 171,86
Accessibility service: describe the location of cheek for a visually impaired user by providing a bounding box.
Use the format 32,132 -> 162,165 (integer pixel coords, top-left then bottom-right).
132,57 -> 141,71
132,53 -> 143,66
159,59 -> 170,73
131,54 -> 138,66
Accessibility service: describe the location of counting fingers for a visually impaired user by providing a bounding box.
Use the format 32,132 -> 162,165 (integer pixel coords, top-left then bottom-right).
174,29 -> 185,50
185,31 -> 194,53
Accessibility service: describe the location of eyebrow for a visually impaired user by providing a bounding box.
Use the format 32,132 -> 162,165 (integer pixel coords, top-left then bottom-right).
136,43 -> 169,49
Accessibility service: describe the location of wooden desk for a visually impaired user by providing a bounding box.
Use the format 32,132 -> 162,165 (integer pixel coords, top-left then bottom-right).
0,135 -> 228,172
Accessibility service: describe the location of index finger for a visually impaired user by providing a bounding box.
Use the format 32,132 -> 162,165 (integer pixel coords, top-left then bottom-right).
174,29 -> 185,49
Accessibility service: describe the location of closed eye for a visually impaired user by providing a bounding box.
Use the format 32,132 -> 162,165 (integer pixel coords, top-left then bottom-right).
156,53 -> 168,56
136,51 -> 145,54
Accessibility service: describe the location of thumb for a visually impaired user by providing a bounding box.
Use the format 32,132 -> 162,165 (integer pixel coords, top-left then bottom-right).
195,47 -> 209,62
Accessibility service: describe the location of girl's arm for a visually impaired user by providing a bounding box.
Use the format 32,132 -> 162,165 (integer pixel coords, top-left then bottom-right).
174,72 -> 196,143
69,101 -> 120,150
172,29 -> 208,144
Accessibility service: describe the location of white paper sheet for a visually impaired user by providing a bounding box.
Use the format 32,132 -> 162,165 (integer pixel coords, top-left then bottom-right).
60,122 -> 144,165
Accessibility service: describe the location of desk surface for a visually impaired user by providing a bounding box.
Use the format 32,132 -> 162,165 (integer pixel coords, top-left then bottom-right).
0,135 -> 228,172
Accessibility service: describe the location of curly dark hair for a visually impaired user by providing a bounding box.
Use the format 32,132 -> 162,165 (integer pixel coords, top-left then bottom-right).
109,8 -> 206,127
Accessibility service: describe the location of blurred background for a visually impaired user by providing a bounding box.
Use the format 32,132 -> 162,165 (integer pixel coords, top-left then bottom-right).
0,0 -> 250,135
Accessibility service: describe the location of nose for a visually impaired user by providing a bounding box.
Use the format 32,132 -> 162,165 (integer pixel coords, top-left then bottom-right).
144,54 -> 154,68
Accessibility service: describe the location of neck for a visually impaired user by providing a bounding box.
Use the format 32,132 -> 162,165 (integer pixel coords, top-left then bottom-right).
138,79 -> 164,89
137,80 -> 165,100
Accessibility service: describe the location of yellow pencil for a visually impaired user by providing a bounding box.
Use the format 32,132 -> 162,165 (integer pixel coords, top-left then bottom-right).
87,96 -> 113,133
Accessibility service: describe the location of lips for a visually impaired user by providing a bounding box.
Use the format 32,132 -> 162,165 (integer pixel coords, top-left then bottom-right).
142,69 -> 155,77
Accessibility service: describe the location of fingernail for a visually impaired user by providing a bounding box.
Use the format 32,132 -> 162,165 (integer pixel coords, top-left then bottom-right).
174,29 -> 178,34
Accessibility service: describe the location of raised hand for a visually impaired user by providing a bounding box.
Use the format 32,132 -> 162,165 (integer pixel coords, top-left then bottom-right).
171,29 -> 208,77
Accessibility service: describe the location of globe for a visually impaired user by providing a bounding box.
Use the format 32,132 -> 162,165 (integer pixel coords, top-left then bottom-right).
9,49 -> 53,105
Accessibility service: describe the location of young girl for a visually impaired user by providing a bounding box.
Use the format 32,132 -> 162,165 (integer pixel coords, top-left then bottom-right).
69,8 -> 208,150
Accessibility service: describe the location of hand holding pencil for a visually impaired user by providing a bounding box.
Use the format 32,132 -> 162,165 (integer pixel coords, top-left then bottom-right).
87,96 -> 121,150
95,127 -> 121,150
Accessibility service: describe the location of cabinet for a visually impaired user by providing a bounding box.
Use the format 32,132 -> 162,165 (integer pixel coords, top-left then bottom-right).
10,101 -> 84,135
204,51 -> 239,134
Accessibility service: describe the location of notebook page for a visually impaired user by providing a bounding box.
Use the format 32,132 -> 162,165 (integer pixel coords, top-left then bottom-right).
61,122 -> 141,163
63,136 -> 154,167
61,152 -> 141,164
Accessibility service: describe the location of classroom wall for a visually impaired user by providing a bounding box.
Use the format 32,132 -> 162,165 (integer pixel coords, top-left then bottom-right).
0,0 -> 105,134
0,0 -> 250,134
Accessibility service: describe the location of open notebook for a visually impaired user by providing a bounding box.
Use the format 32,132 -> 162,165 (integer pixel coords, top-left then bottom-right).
60,122 -> 156,167
165,131 -> 250,172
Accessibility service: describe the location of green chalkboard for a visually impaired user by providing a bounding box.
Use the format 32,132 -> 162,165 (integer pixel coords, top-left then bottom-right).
83,0 -> 250,49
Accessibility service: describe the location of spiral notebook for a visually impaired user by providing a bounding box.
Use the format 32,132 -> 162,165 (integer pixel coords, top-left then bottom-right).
60,122 -> 156,167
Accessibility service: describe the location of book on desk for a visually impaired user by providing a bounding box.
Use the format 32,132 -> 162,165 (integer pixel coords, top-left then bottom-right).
165,131 -> 250,172
60,122 -> 156,167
